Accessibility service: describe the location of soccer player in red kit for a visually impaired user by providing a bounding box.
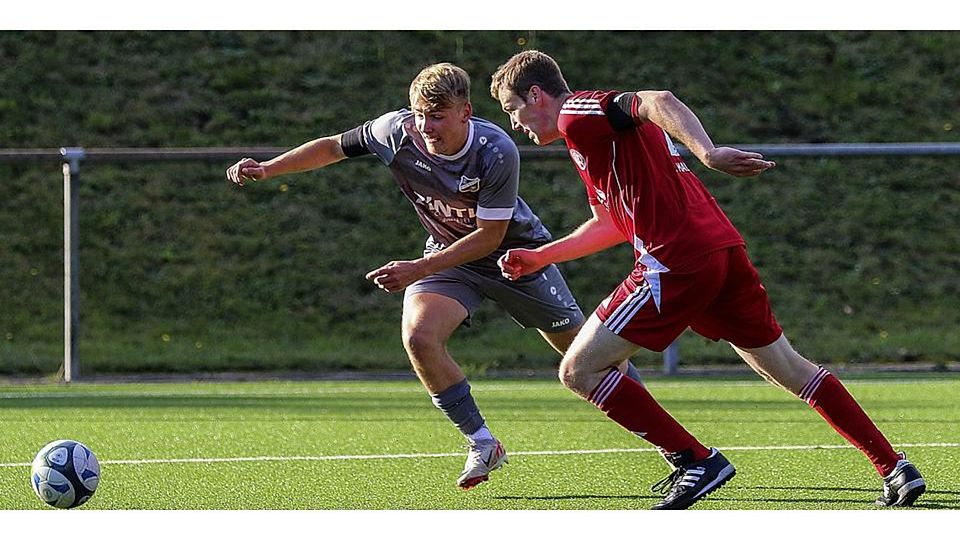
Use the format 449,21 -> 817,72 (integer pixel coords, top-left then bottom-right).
490,50 -> 925,510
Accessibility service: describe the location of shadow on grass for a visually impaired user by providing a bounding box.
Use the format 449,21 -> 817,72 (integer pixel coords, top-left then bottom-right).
495,487 -> 960,509
744,486 -> 960,495
719,486 -> 960,508
494,494 -> 657,502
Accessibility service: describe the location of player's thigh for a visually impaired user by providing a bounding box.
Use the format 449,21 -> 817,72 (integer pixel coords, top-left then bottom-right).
402,270 -> 481,340
561,314 -> 641,380
537,323 -> 582,355
481,263 -> 585,335
401,293 -> 470,347
565,314 -> 641,367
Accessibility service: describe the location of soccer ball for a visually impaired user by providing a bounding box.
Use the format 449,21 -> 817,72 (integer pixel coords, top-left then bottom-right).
30,440 -> 101,509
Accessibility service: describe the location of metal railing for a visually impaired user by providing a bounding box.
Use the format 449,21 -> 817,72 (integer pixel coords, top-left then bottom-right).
4,142 -> 960,164
3,142 -> 959,380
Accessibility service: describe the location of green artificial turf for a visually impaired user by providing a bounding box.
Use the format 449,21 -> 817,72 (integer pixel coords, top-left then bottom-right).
1,376 -> 957,510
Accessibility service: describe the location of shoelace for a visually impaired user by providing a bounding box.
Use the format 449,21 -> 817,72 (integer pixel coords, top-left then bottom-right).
882,481 -> 893,498
651,468 -> 683,494
651,467 -> 705,495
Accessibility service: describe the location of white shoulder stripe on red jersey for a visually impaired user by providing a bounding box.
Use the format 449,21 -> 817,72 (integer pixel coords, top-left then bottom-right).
561,98 -> 604,116
563,99 -> 601,106
562,104 -> 603,111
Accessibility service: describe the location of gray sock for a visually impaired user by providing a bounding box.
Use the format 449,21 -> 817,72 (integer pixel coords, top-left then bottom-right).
430,378 -> 485,437
624,361 -> 646,387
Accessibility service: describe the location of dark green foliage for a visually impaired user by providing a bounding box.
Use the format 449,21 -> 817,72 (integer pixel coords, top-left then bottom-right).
0,31 -> 957,374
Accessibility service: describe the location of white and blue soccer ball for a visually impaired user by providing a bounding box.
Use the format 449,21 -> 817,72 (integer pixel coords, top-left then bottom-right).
30,440 -> 101,509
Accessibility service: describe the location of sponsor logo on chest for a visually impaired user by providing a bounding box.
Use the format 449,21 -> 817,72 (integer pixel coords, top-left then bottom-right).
413,190 -> 476,220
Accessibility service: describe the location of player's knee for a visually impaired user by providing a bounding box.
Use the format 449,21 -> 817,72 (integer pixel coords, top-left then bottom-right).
402,327 -> 444,361
558,356 -> 590,393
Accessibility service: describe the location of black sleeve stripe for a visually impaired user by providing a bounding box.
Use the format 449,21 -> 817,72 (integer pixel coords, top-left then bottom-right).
605,92 -> 637,132
340,125 -> 370,158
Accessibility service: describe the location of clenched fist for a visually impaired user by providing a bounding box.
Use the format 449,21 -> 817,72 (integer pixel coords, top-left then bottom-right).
226,158 -> 269,187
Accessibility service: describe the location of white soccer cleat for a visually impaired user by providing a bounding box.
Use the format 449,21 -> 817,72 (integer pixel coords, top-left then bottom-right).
457,438 -> 508,490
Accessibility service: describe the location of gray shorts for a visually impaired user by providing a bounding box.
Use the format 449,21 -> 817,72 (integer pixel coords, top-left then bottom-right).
404,264 -> 585,333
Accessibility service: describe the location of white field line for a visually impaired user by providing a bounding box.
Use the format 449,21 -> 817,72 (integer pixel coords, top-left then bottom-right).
3,442 -> 958,468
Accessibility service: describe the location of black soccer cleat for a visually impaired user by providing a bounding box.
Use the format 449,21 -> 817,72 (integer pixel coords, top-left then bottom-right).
876,453 -> 926,507
650,447 -> 736,510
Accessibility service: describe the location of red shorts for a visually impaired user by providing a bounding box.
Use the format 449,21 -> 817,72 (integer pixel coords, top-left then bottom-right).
594,246 -> 782,351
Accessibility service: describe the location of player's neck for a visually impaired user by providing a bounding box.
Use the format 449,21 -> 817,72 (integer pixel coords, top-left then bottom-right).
540,91 -> 572,143
431,119 -> 473,159
448,126 -> 470,155
550,91 -> 574,120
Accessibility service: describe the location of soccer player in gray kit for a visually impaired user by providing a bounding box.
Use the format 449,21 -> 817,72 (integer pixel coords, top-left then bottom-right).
227,62 -> 643,490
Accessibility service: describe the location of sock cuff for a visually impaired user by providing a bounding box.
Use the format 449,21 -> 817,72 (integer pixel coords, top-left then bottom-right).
589,368 -> 624,408
431,378 -> 485,436
431,378 -> 471,408
799,367 -> 832,405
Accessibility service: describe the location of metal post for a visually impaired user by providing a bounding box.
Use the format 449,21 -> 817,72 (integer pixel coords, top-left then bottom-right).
663,340 -> 680,375
61,147 -> 85,383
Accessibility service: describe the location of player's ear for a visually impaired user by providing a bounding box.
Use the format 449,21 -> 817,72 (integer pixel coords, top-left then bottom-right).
461,100 -> 473,122
528,85 -> 542,105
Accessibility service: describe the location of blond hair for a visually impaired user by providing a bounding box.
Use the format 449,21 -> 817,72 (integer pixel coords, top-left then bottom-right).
490,50 -> 570,100
409,62 -> 471,111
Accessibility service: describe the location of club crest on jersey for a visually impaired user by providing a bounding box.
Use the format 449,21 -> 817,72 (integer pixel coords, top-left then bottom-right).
459,175 -> 481,193
569,149 -> 587,171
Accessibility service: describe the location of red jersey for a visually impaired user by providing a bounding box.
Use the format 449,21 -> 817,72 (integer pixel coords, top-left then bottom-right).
559,90 -> 744,276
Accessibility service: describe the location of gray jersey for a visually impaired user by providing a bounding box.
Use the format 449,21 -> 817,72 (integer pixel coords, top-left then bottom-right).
356,109 -> 552,272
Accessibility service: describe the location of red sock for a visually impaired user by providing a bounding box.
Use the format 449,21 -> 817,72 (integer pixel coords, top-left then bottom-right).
800,367 -> 901,476
589,369 -> 711,460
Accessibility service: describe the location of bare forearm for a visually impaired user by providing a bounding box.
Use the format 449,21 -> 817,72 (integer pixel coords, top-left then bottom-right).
261,135 -> 346,179
537,217 -> 626,265
635,91 -> 776,177
420,229 -> 503,275
366,224 -> 507,293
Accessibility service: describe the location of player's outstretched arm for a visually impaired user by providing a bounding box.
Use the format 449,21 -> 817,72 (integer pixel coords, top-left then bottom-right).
499,204 -> 625,281
634,91 -> 776,178
226,134 -> 349,186
366,219 -> 511,293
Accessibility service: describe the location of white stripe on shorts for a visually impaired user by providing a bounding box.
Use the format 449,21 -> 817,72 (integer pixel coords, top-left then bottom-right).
604,284 -> 645,328
604,284 -> 652,335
